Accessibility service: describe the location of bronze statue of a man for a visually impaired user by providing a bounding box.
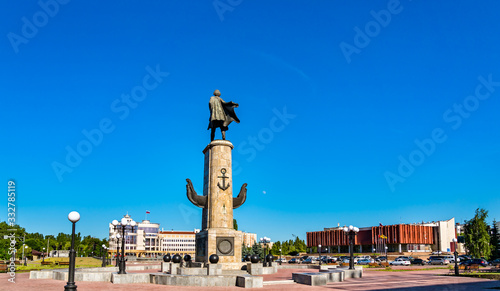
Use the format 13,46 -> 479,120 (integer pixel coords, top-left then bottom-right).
208,89 -> 240,141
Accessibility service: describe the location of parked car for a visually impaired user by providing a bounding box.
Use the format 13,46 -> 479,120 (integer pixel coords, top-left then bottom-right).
275,258 -> 287,263
489,258 -> 500,266
357,259 -> 372,265
459,255 -> 471,261
460,259 -> 488,267
444,255 -> 459,263
429,257 -> 449,265
390,258 -> 411,266
302,258 -> 313,264
410,258 -> 426,266
288,258 -> 300,264
396,256 -> 412,261
376,256 -> 387,262
324,258 -> 336,264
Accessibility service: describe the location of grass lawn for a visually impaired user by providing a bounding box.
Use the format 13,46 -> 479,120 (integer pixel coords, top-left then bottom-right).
13,257 -> 110,272
455,272 -> 500,280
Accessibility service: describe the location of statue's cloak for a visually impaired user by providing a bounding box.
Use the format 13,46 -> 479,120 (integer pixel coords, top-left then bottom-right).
208,96 -> 240,130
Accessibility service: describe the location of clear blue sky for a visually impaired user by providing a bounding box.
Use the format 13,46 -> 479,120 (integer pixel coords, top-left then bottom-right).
1,1 -> 500,242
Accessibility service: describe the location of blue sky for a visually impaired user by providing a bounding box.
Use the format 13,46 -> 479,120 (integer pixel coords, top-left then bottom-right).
1,1 -> 500,242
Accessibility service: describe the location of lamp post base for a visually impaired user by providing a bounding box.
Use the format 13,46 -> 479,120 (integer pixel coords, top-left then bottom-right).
118,260 -> 127,274
64,283 -> 77,291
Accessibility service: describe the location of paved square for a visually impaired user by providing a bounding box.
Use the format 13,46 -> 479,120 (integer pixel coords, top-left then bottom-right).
2,267 -> 499,290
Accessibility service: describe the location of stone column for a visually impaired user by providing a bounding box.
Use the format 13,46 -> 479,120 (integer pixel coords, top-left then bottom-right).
202,140 -> 234,229
194,140 -> 243,265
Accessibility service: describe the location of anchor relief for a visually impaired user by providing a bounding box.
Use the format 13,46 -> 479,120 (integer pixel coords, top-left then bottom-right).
217,168 -> 230,191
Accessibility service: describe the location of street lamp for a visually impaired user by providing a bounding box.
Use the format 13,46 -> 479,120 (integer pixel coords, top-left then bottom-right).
65,211 -> 80,291
279,248 -> 282,266
318,244 -> 322,266
23,245 -> 28,266
115,234 -> 121,267
260,237 -> 271,267
42,247 -> 45,262
343,225 -> 359,270
101,244 -> 107,267
385,246 -> 388,264
452,238 -> 459,276
112,217 -> 137,274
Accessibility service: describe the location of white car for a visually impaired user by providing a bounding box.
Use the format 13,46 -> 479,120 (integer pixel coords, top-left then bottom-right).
390,258 -> 411,266
444,255 -> 459,263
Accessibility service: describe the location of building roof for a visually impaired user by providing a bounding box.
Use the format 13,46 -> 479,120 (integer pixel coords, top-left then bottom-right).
158,231 -> 196,235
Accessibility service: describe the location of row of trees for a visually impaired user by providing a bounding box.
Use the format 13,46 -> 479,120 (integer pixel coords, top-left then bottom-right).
463,208 -> 500,260
0,221 -> 108,260
241,236 -> 307,260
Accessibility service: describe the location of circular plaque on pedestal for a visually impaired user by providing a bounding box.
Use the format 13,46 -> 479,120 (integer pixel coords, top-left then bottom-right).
217,239 -> 233,255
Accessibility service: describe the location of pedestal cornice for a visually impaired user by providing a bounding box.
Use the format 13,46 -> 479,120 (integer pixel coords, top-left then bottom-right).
203,140 -> 234,154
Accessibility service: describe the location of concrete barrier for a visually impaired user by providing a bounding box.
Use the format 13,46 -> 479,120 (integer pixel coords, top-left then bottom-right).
236,274 -> 263,288
319,269 -> 345,282
247,263 -> 278,275
111,273 -> 150,284
29,270 -> 53,279
292,272 -> 328,286
151,273 -> 238,287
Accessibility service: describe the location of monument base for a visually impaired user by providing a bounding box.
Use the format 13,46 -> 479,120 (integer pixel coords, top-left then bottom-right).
195,228 -> 243,267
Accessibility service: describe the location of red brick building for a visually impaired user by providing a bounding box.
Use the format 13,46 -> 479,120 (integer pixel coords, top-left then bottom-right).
307,223 -> 437,254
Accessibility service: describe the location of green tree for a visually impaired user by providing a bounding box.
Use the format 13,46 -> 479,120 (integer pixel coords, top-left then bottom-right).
270,241 -> 281,256
251,243 -> 264,260
242,244 -> 252,259
491,220 -> 500,260
293,236 -> 307,253
233,219 -> 238,230
281,241 -> 290,255
464,208 -> 492,259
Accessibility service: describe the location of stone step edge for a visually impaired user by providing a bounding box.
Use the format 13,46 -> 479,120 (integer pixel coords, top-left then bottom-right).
263,279 -> 296,285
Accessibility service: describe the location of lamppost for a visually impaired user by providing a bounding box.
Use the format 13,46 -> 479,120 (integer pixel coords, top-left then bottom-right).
260,237 -> 271,267
42,247 -> 45,262
318,244 -> 322,266
112,217 -> 137,274
279,248 -> 282,266
385,246 -> 388,264
452,238 -> 459,276
23,245 -> 28,266
343,225 -> 359,270
101,244 -> 107,267
114,234 -> 121,267
64,211 -> 80,291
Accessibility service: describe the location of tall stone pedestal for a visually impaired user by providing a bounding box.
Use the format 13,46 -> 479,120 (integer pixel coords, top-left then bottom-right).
195,228 -> 243,264
187,140 -> 247,267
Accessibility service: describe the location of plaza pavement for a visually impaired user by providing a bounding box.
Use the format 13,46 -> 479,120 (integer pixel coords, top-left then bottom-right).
1,266 -> 499,290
